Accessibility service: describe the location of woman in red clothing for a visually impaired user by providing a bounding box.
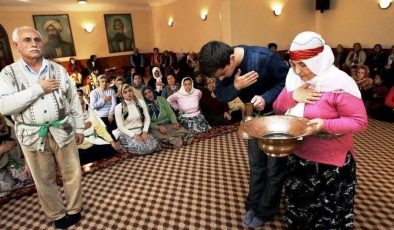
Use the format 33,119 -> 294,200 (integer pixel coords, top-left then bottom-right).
273,32 -> 368,229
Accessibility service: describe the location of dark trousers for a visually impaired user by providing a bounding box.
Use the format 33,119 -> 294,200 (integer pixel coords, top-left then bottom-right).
245,139 -> 288,220
78,144 -> 117,166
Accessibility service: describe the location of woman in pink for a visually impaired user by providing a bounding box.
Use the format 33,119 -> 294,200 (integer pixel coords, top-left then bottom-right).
167,77 -> 210,134
273,32 -> 367,229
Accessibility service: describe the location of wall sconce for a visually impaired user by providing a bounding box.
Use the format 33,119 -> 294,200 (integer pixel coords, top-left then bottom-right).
83,23 -> 94,33
77,0 -> 87,4
200,10 -> 208,21
379,0 -> 392,9
272,5 -> 282,16
168,17 -> 174,27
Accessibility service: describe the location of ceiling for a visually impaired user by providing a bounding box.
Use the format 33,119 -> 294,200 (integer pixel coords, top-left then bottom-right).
0,0 -> 176,11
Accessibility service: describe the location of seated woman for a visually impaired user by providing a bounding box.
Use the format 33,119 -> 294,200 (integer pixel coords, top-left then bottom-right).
354,65 -> 373,102
0,114 -> 32,198
200,77 -> 242,126
78,97 -> 119,166
161,73 -> 180,99
89,75 -> 117,137
150,67 -> 165,95
167,77 -> 210,134
142,86 -> 191,148
115,84 -> 161,155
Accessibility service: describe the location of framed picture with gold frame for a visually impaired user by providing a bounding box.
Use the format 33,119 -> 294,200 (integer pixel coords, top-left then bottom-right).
104,14 -> 135,53
33,14 -> 76,58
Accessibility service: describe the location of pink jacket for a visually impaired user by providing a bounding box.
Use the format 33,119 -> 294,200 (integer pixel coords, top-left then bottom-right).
273,88 -> 368,166
167,89 -> 202,118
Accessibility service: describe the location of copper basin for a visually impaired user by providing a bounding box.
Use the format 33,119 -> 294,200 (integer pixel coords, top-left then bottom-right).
241,115 -> 313,157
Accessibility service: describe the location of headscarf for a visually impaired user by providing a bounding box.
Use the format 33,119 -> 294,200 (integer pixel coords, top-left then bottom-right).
178,77 -> 194,96
142,86 -> 161,120
131,74 -> 143,89
152,67 -> 163,92
119,84 -> 145,122
285,31 -> 361,117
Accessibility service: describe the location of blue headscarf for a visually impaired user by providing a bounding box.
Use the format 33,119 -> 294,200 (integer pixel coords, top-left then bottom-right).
142,86 -> 160,120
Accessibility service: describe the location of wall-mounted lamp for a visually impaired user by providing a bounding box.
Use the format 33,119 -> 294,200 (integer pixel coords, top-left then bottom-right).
379,0 -> 392,9
168,17 -> 174,27
200,10 -> 208,21
272,5 -> 282,16
83,23 -> 94,33
77,0 -> 87,5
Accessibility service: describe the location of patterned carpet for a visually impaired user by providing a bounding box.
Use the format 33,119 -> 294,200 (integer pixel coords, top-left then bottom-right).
0,119 -> 393,229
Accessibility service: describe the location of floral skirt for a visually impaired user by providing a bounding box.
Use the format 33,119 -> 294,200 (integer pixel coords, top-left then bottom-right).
285,153 -> 356,230
118,134 -> 161,155
0,159 -> 32,197
180,114 -> 211,134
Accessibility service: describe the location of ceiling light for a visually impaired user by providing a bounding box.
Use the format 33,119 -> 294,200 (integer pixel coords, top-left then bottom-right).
379,0 -> 392,9
78,0 -> 87,5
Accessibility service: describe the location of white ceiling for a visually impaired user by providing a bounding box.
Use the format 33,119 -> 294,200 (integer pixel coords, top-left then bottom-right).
0,0 -> 176,11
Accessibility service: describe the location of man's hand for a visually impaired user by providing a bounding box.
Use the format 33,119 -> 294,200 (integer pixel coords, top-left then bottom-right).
75,133 -> 84,145
37,79 -> 60,94
251,95 -> 266,111
293,83 -> 322,104
233,69 -> 258,90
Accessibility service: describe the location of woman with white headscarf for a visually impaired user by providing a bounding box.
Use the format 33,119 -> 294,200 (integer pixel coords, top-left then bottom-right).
167,77 -> 210,134
150,67 -> 164,94
273,32 -> 368,229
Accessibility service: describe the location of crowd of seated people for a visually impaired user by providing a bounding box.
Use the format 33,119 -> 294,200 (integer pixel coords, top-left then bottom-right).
332,43 -> 393,122
56,42 -> 393,163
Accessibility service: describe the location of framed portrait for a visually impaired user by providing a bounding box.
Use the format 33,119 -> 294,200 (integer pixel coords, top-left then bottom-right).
104,14 -> 135,53
33,14 -> 76,58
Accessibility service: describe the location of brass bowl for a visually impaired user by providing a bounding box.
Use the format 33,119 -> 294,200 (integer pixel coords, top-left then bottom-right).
242,115 -> 313,157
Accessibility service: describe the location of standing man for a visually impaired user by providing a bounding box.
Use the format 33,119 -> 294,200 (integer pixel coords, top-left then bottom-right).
130,48 -> 145,75
42,19 -> 75,58
199,41 -> 289,228
0,26 -> 84,229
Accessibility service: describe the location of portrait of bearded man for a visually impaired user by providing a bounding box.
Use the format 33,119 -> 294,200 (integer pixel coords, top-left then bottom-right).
42,19 -> 75,58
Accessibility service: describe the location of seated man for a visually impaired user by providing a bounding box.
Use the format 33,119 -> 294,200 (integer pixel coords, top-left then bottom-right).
78,98 -> 119,166
200,77 -> 242,126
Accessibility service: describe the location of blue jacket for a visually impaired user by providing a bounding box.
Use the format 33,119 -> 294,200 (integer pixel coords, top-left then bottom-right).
216,45 -> 289,112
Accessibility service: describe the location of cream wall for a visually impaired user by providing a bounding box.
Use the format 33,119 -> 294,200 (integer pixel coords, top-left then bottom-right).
151,0 -> 223,52
0,10 -> 153,62
317,0 -> 394,48
155,0 -> 393,51
229,0 -> 316,50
